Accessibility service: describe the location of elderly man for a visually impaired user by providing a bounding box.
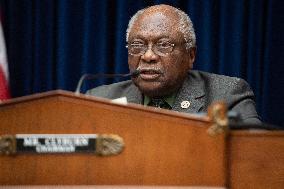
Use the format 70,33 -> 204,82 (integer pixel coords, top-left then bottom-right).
87,4 -> 261,124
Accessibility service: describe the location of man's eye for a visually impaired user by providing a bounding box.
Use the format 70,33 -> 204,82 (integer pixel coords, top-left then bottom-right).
131,43 -> 144,48
157,42 -> 172,48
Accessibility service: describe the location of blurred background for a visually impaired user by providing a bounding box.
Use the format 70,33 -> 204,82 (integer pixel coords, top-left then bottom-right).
0,0 -> 283,126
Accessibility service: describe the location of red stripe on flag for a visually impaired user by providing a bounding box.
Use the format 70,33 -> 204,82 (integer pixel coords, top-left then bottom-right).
0,65 -> 10,100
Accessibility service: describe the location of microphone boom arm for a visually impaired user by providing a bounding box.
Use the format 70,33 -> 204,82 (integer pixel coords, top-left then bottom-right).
75,71 -> 139,95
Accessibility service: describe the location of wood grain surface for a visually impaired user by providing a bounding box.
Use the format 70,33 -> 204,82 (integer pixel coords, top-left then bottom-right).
0,91 -> 226,186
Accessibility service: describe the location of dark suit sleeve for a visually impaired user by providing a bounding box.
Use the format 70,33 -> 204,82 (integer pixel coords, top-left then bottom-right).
228,79 -> 261,124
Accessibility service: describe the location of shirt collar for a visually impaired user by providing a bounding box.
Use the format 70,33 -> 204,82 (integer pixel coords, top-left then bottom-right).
143,93 -> 177,108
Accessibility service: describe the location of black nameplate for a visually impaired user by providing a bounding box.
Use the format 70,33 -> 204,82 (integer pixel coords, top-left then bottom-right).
16,134 -> 96,153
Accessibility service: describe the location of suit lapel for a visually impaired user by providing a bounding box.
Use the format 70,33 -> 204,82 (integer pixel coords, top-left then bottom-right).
124,83 -> 143,104
172,75 -> 205,113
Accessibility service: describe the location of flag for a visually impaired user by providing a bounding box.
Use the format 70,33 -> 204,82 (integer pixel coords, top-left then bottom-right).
0,19 -> 10,100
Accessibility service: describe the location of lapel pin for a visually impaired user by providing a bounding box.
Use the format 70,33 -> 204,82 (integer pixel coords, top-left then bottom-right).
181,101 -> 190,109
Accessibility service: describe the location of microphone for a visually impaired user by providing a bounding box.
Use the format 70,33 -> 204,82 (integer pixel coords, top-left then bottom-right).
75,70 -> 140,95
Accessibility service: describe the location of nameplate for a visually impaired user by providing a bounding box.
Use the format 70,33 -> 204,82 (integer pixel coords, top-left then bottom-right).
0,134 -> 124,156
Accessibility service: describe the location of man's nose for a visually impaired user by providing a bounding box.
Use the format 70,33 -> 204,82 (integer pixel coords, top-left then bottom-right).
141,46 -> 159,63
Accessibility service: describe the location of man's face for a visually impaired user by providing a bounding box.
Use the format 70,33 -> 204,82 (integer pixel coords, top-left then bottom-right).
128,11 -> 195,97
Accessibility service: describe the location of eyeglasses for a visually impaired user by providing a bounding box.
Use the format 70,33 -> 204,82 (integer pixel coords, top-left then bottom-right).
126,41 -> 176,57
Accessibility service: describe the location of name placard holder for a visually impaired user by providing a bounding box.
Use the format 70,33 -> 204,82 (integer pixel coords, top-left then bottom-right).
0,134 -> 124,156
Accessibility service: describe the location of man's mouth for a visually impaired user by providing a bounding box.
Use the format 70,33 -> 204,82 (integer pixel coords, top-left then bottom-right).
138,68 -> 162,80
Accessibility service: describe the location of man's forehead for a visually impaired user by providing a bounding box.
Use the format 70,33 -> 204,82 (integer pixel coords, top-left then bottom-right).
129,10 -> 180,39
138,13 -> 174,30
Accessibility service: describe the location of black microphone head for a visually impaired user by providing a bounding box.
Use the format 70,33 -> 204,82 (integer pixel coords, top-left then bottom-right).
131,70 -> 140,77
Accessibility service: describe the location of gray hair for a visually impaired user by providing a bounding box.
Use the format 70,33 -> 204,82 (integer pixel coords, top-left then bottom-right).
126,6 -> 196,50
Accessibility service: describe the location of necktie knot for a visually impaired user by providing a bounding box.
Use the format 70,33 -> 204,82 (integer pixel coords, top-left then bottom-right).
148,98 -> 171,109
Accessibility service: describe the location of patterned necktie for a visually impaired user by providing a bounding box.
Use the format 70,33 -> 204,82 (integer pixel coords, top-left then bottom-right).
148,98 -> 172,110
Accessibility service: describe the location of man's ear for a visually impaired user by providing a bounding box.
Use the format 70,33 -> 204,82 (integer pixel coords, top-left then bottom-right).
188,47 -> 196,69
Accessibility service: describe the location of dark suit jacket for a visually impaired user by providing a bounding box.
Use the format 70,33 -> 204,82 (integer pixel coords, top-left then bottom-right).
87,70 -> 261,124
